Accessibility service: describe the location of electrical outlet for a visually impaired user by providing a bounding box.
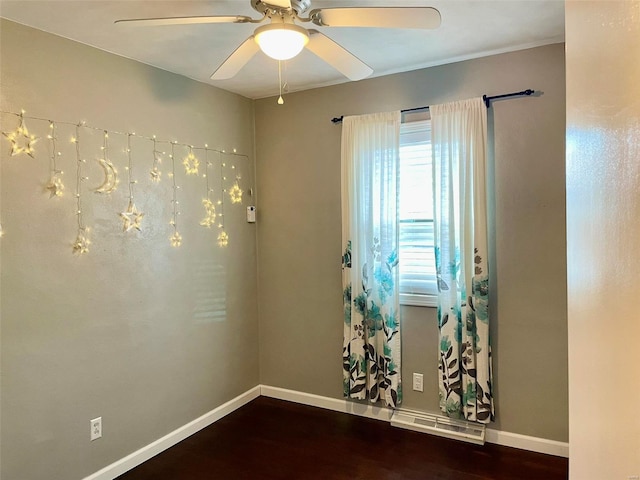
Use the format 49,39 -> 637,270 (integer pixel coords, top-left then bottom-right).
412,373 -> 424,392
90,417 -> 102,441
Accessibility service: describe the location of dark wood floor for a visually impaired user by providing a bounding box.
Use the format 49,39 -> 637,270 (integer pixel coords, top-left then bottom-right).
117,397 -> 568,480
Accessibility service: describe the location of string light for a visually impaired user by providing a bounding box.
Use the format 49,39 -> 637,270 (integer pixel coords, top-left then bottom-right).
183,146 -> 199,175
119,133 -> 144,232
2,110 -> 38,157
228,169 -> 243,204
217,153 -> 229,247
150,136 -> 162,182
169,142 -> 182,247
200,148 -> 217,228
72,123 -> 90,255
94,130 -> 118,194
1,109 -> 253,253
45,121 -> 64,198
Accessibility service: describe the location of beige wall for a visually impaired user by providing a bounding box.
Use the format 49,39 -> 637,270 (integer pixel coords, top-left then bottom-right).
255,44 -> 568,442
566,1 -> 640,478
0,20 -> 258,480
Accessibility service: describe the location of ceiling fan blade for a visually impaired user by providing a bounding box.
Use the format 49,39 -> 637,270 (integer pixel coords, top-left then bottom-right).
310,7 -> 441,30
115,15 -> 254,26
211,36 -> 260,80
306,30 -> 373,81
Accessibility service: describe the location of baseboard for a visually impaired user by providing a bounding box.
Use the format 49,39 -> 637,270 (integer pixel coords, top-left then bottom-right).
260,385 -> 393,421
260,385 -> 568,458
485,428 -> 569,458
83,386 -> 261,480
85,383 -> 567,479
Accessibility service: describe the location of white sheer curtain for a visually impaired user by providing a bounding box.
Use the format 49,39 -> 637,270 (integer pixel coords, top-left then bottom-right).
341,111 -> 402,408
431,98 -> 494,423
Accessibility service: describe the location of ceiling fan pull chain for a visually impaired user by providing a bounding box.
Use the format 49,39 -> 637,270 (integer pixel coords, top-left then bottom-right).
277,60 -> 285,105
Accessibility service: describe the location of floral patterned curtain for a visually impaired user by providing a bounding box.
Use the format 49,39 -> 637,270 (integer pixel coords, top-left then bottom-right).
430,98 -> 494,423
341,111 -> 402,408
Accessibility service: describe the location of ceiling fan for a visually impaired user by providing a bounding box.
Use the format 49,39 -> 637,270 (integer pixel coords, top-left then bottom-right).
116,0 -> 441,82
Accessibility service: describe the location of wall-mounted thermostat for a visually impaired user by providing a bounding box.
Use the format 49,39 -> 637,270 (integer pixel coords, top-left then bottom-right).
247,206 -> 256,223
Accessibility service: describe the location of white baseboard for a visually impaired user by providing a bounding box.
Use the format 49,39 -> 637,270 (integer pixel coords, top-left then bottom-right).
83,386 -> 261,480
260,385 -> 393,421
261,385 -> 568,458
485,428 -> 569,458
85,383 -> 567,479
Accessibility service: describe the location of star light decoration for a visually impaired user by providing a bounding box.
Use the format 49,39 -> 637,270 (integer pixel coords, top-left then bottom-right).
71,124 -> 90,255
216,155 -> 229,247
3,110 -> 38,157
199,147 -> 219,228
120,134 -> 144,232
183,146 -> 199,175
120,200 -> 144,232
45,121 -> 64,198
217,230 -> 229,247
229,178 -> 243,204
168,142 -> 182,247
72,229 -> 91,255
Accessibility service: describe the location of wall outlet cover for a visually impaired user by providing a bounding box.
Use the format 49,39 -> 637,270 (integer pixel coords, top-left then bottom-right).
90,417 -> 102,441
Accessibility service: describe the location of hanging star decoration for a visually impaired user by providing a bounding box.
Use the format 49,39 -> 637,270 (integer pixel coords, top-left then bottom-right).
182,147 -> 199,175
72,229 -> 91,255
45,121 -> 65,198
119,134 -> 144,232
46,175 -> 65,198
3,111 -> 38,157
170,230 -> 182,247
169,142 -> 182,247
200,198 -> 217,227
217,230 -> 229,247
150,165 -> 161,182
119,200 -> 144,232
229,178 -> 243,204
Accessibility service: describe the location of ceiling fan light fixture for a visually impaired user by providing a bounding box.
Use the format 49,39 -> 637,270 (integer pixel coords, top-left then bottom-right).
254,22 -> 309,61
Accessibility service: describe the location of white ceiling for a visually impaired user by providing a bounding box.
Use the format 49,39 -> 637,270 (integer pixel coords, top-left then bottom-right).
0,0 -> 565,99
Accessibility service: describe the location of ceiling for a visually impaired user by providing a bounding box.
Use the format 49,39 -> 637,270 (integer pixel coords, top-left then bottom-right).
0,0 -> 565,99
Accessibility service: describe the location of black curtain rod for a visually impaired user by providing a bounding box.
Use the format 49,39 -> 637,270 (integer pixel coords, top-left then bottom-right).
330,89 -> 535,124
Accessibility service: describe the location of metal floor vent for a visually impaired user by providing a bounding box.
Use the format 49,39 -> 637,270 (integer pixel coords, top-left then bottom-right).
390,409 -> 485,445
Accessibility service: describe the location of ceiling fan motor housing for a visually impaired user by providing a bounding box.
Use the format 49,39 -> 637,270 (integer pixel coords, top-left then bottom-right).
252,0 -> 312,16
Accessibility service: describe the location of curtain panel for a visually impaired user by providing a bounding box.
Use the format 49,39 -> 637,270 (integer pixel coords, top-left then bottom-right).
341,111 -> 402,408
430,98 -> 494,423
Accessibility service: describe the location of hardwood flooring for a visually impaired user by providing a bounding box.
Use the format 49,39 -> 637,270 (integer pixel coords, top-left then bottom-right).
116,397 -> 568,480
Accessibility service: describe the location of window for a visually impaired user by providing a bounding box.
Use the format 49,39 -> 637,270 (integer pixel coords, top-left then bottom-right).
399,118 -> 437,307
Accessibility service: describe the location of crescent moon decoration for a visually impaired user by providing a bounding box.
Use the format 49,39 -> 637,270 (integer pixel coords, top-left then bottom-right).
183,146 -> 199,175
3,110 -> 38,158
94,131 -> 118,194
120,133 -> 143,232
45,121 -> 64,198
94,159 -> 118,194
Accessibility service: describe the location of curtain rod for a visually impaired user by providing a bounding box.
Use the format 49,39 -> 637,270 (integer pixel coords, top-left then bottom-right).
330,89 -> 535,124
